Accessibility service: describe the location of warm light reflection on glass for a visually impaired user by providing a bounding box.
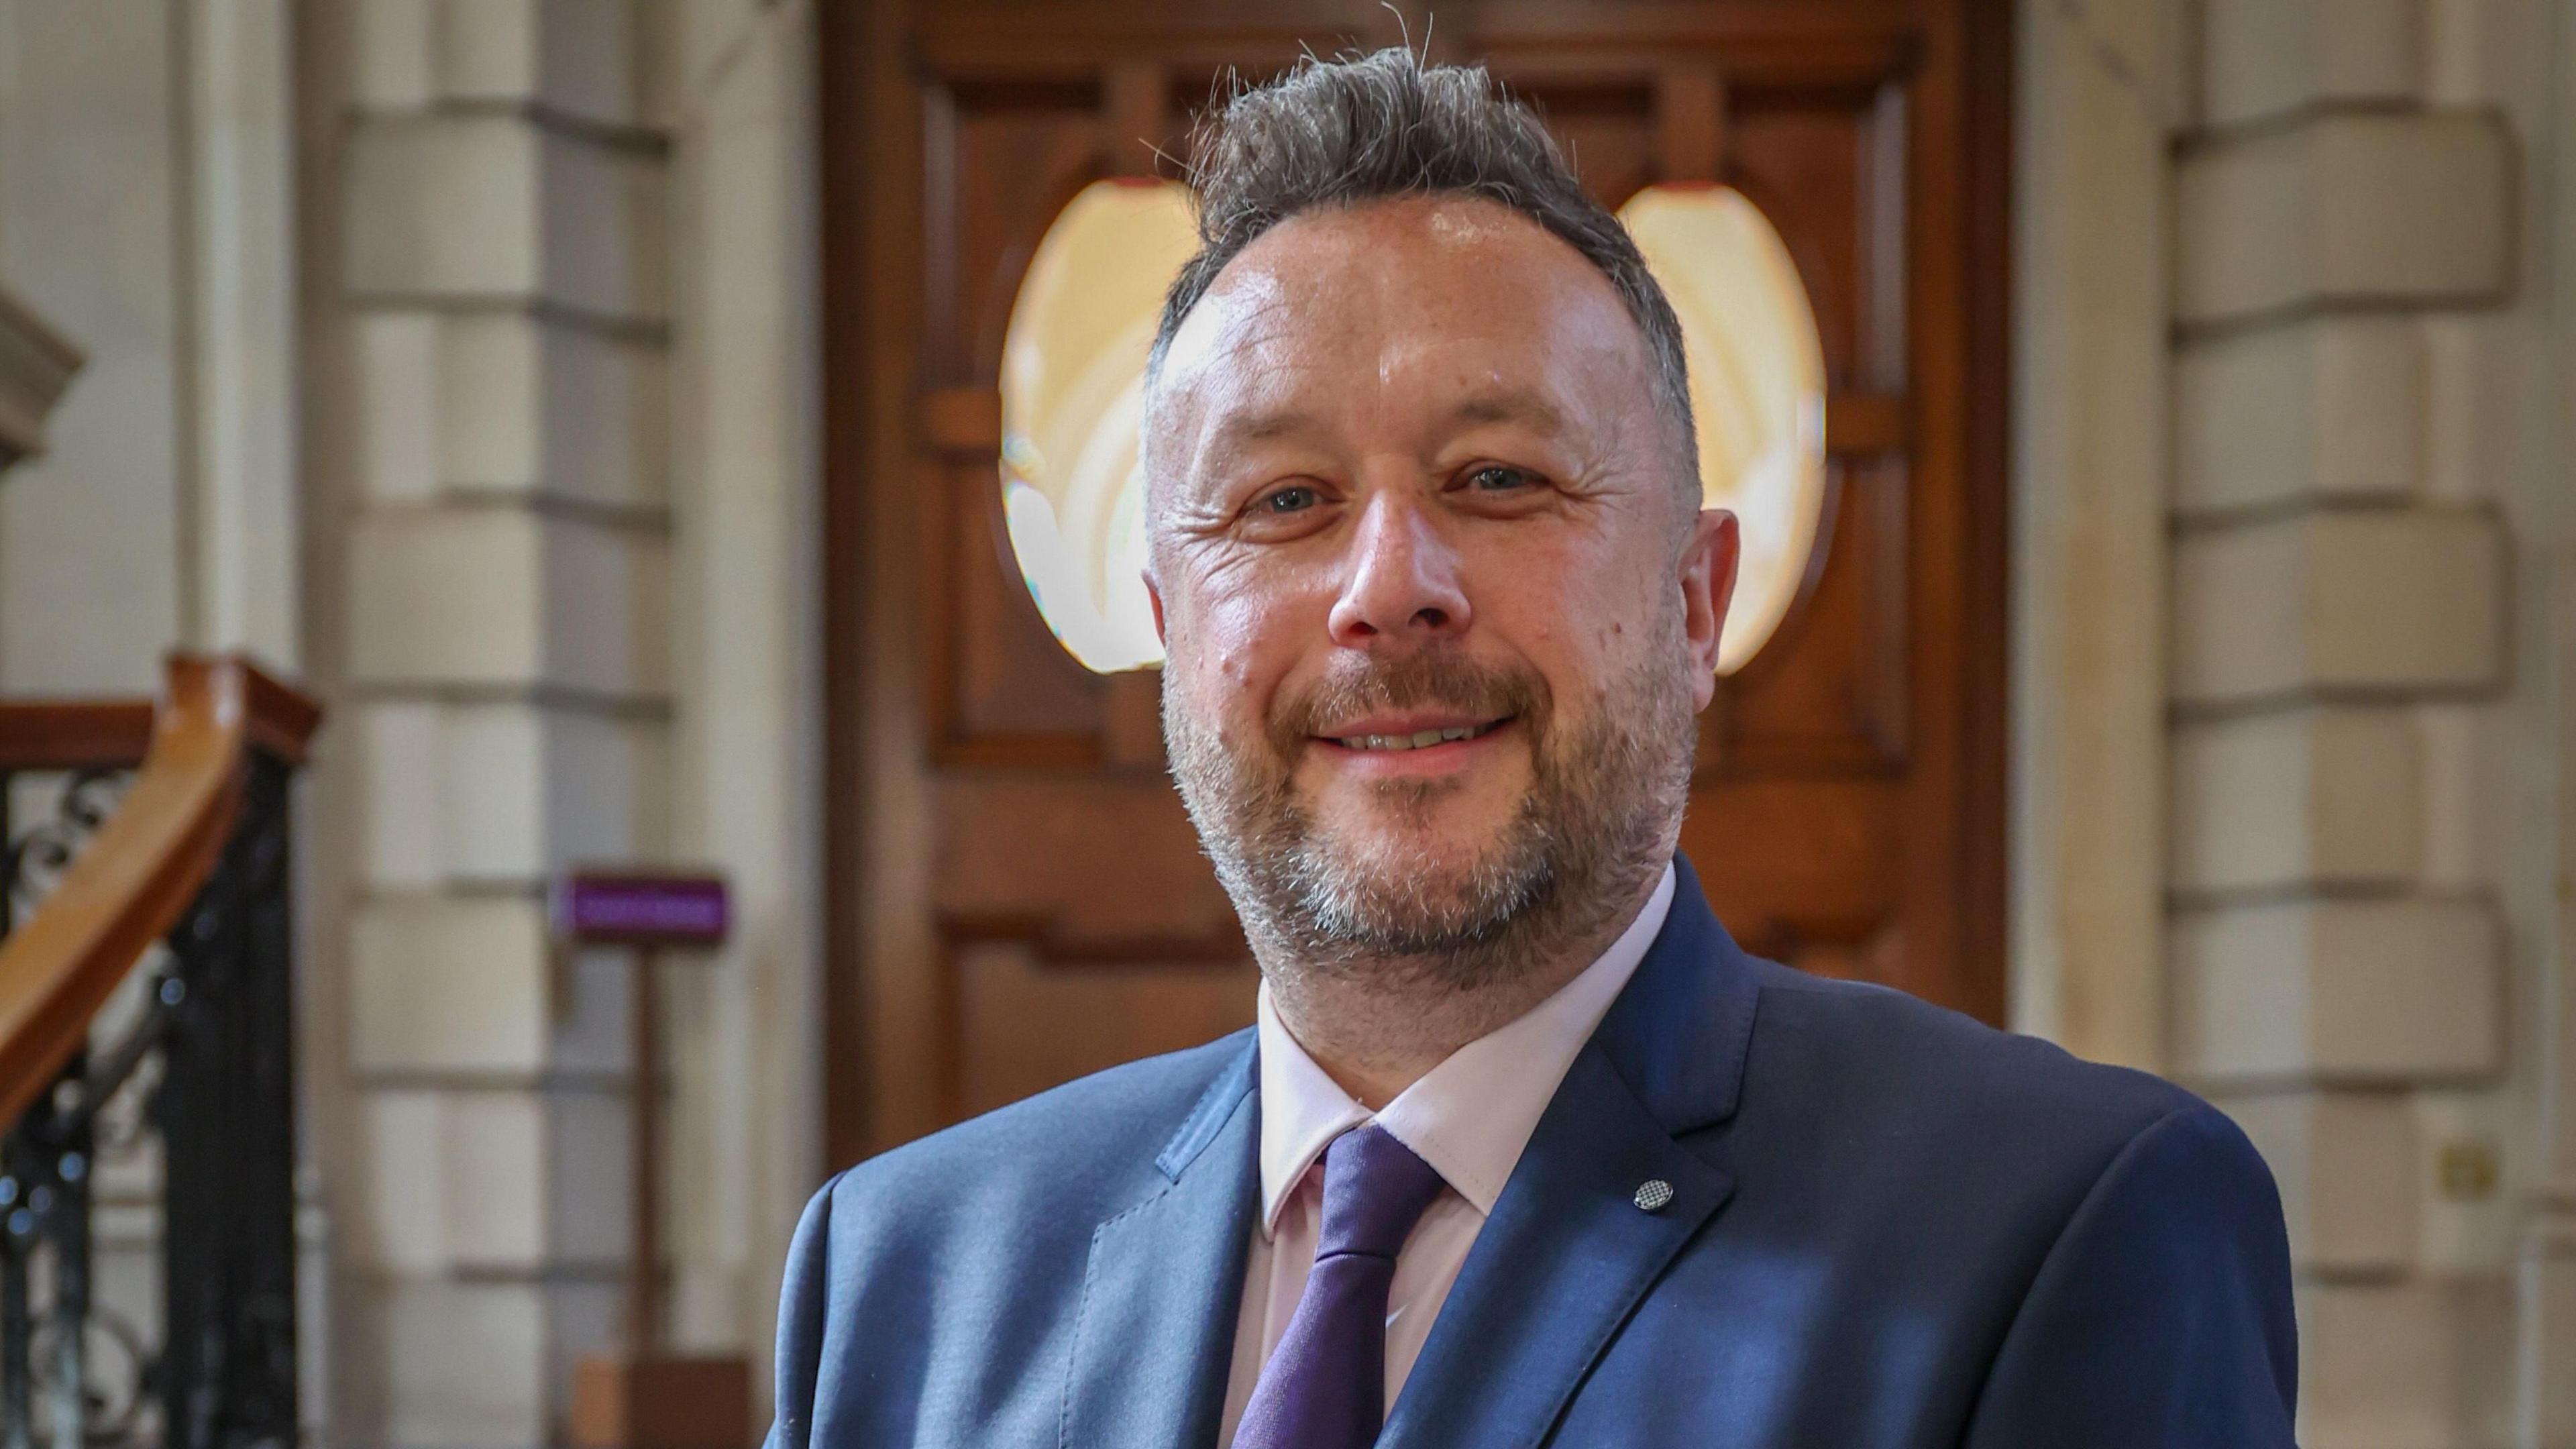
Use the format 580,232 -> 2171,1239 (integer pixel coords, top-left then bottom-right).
1618,184 -> 1829,676
997,179 -> 1197,673
997,180 -> 1827,678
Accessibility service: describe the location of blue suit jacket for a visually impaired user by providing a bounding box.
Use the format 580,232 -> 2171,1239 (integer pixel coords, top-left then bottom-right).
769,861 -> 2297,1447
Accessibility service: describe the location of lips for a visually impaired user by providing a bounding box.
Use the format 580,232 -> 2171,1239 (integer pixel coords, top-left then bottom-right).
1271,650 -> 1544,767
1329,718 -> 1509,753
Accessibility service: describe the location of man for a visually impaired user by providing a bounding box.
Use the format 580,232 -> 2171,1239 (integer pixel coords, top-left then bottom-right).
769,48 -> 2296,1448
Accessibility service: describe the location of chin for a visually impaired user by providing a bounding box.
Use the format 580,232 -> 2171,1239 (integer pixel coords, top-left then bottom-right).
1316,790 -> 1513,859
1315,814 -> 1521,898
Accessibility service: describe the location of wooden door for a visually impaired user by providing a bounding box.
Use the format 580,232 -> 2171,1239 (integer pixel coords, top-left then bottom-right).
819,0 -> 2011,1163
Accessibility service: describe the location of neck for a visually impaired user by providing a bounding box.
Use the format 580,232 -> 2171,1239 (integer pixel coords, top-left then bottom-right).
1261,868 -> 1661,1110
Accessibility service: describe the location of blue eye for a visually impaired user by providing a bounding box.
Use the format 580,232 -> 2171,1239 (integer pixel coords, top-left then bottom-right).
1264,485 -> 1318,513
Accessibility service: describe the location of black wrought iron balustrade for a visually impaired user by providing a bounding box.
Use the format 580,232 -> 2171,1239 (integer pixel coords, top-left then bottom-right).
0,743 -> 301,1449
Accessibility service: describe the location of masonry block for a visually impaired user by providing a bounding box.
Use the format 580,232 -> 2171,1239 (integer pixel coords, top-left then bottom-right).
354,1085 -> 631,1275
2200,0 -> 2422,129
357,311 -> 668,507
352,0 -> 437,106
2175,318 -> 2424,515
2177,111 -> 2511,327
349,507 -> 541,686
2538,1231 -> 2576,1448
2298,1275 -> 2514,1449
354,0 -> 647,130
672,0 -> 770,107
2175,898 -> 2501,1087
347,504 -> 669,698
2220,1091 -> 2417,1271
358,699 -> 670,888
345,114 -> 537,295
349,894 -> 634,1076
354,313 -> 441,504
355,1275 -> 622,1449
345,113 -> 666,325
2170,708 -> 2421,894
2173,507 -> 2506,706
461,314 -> 667,505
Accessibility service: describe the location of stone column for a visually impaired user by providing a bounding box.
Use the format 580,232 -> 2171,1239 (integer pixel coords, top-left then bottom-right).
2531,5 -> 2576,1438
2165,3 -> 2517,1442
323,2 -> 673,1442
655,0 -> 824,1387
2010,0 -> 2186,1071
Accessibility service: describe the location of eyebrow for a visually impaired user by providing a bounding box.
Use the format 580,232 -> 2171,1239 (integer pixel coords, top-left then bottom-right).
1189,409 -> 1330,485
1450,390 -> 1568,435
1199,390 -> 1568,460
1204,409 -> 1323,453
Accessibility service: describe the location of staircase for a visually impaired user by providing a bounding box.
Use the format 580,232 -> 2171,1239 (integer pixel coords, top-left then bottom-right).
0,655 -> 318,1449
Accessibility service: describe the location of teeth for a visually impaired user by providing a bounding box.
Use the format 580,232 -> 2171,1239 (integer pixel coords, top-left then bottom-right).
1338,721 -> 1497,752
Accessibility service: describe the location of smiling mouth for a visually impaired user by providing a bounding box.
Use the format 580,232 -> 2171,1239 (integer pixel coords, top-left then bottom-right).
1326,717 -> 1511,753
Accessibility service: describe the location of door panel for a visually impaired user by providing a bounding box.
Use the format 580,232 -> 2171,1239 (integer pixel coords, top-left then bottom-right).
821,0 -> 2009,1160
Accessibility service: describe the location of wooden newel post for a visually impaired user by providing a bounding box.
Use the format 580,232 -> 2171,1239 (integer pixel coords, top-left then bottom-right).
555,869 -> 754,1449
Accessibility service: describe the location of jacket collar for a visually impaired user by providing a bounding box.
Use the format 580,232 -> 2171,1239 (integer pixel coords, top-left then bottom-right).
1381,855 -> 1760,1449
1582,853 -> 1762,1136
1079,857 -> 1765,1449
1060,1033 -> 1260,1449
1156,1030 -> 1256,1180
1155,855 -> 1754,1175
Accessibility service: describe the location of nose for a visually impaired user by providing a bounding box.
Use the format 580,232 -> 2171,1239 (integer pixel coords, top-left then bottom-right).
1326,493 -> 1472,649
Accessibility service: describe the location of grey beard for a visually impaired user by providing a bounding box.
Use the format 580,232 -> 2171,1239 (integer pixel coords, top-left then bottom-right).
1163,641 -> 1696,998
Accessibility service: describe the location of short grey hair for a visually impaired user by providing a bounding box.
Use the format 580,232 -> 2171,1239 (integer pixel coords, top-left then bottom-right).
1148,47 -> 1699,478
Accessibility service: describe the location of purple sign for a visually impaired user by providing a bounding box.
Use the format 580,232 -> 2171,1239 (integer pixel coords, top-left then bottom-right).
552,870 -> 731,949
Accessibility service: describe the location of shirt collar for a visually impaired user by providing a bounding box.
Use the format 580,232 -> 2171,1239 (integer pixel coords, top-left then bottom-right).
1254,861 -> 1677,1236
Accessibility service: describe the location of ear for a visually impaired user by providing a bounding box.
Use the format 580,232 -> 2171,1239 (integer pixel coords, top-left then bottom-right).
1678,508 -> 1740,712
1145,569 -> 1168,647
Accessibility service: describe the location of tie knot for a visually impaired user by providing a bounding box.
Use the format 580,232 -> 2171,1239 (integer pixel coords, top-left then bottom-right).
1316,1123 -> 1447,1261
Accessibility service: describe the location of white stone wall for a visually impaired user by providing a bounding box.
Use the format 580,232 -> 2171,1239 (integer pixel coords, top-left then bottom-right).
299,1 -> 820,1443
0,0 -> 317,1429
653,0 -> 823,1363
0,0 -> 300,688
0,0 -> 819,1440
5,0 -> 2564,1443
2019,1 -> 2575,1443
319,1 -> 669,1436
0,0 -> 188,692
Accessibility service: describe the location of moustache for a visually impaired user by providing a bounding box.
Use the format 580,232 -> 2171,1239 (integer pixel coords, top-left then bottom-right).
1265,649 -> 1551,761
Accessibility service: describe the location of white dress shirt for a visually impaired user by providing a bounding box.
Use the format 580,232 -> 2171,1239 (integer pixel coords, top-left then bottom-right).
1216,863 -> 1676,1447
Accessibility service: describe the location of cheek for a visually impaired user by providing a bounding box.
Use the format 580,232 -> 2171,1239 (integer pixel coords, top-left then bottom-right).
1168,555 -> 1326,724
1465,535 -> 1642,698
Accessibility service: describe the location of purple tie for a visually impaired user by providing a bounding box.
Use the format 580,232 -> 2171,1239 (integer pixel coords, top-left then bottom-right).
1232,1124 -> 1449,1449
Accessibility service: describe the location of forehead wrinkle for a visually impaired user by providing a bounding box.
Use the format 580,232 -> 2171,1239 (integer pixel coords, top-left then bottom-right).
1146,270 -> 1311,514
1194,407 -> 1332,485
1146,196 -> 1685,525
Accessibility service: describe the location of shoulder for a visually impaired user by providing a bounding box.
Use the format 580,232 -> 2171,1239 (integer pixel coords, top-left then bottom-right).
1736,961 -> 2224,1187
816,1026 -> 1254,1243
1713,961 -> 2287,1327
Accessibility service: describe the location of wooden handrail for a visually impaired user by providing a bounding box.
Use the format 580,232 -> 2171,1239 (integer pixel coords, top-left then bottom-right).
0,657 -> 319,772
0,700 -> 154,772
0,655 -> 321,1126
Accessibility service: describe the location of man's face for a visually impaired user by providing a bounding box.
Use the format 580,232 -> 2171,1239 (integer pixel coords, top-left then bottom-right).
1145,196 -> 1738,979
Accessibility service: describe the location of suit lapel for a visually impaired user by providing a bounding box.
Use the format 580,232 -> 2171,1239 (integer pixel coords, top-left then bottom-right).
1377,1046 -> 1732,1449
1059,1038 -> 1260,1449
1380,859 -> 1763,1449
